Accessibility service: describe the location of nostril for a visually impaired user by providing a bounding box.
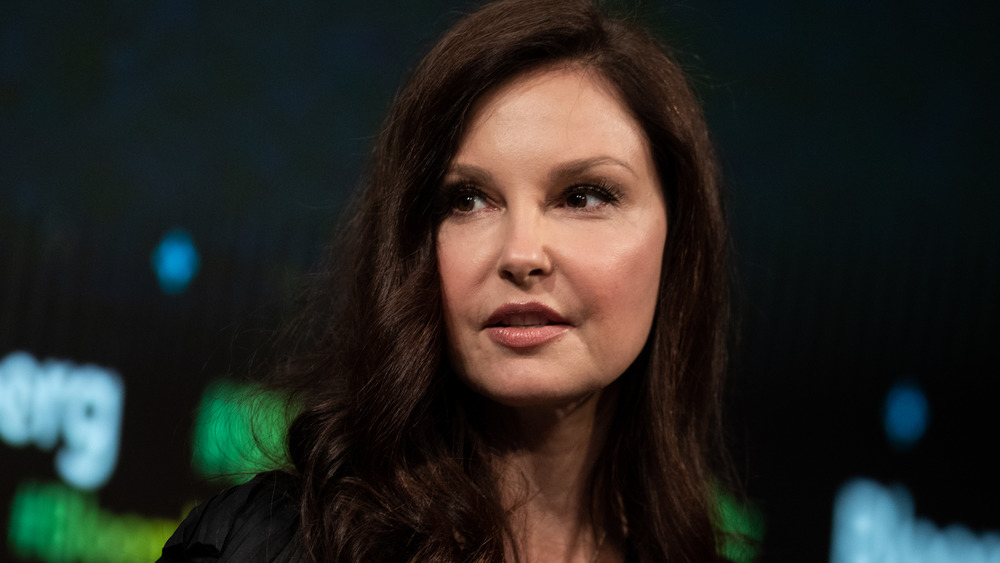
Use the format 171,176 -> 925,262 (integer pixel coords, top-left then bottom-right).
501,266 -> 546,283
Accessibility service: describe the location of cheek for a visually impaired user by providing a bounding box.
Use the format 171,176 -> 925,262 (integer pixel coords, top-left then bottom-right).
437,228 -> 490,339
437,238 -> 463,332
569,223 -> 665,320
561,222 -> 665,384
437,248 -> 467,375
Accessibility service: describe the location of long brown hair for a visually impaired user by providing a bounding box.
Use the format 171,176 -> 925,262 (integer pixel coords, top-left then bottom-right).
274,0 -> 731,560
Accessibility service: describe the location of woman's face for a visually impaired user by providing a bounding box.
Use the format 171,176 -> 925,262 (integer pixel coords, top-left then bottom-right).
437,67 -> 667,408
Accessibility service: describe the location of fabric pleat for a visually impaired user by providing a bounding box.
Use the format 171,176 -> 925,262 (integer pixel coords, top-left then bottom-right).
158,472 -> 305,562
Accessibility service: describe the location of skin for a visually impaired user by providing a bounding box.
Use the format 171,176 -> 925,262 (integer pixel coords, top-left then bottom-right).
437,66 -> 667,562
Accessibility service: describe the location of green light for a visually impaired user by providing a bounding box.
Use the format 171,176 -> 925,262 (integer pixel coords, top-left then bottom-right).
8,481 -> 179,563
191,379 -> 292,484
714,486 -> 765,563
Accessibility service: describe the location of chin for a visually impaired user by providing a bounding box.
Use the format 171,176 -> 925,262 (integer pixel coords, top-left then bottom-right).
465,378 -> 606,410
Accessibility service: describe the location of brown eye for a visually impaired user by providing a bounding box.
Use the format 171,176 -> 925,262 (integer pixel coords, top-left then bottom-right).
563,187 -> 613,209
455,194 -> 476,212
452,191 -> 487,213
566,193 -> 589,208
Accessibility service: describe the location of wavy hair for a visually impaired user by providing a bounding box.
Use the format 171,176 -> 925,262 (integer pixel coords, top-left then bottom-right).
274,0 -> 732,560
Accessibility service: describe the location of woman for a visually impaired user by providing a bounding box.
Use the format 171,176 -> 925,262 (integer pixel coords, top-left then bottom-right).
161,0 -> 738,561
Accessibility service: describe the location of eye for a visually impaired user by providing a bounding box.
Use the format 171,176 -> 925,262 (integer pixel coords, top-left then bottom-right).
451,190 -> 488,213
562,183 -> 622,209
565,191 -> 606,209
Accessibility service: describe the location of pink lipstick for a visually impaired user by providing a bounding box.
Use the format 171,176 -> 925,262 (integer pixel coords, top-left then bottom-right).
483,302 -> 571,349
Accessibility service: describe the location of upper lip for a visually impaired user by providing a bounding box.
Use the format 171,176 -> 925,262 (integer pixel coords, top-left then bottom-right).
484,302 -> 570,328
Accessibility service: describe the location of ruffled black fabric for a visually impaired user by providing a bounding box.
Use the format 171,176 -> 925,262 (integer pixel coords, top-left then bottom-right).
157,471 -> 737,562
158,472 -> 306,563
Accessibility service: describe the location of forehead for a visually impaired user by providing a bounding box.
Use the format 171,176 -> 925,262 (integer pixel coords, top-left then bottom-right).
453,65 -> 650,168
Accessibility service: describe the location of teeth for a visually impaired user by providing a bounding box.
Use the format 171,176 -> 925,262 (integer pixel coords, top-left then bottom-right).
505,313 -> 548,327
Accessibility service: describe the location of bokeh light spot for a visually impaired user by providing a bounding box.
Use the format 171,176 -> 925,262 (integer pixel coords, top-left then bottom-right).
151,228 -> 200,295
831,478 -> 1000,562
884,380 -> 929,451
9,480 -> 178,562
191,380 -> 292,485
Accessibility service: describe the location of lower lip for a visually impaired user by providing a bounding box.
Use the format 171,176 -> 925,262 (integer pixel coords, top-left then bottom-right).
485,325 -> 570,349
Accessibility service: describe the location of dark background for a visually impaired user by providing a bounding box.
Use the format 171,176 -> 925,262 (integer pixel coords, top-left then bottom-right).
2,0 -> 998,561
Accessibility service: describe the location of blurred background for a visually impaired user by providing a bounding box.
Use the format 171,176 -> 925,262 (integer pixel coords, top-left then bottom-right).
2,0 -> 997,561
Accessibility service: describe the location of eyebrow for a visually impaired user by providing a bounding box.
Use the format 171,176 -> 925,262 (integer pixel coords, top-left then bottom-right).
548,156 -> 637,181
444,163 -> 494,184
446,156 -> 636,183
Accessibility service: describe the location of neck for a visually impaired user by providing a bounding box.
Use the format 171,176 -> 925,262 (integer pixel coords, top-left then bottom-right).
481,384 -> 623,562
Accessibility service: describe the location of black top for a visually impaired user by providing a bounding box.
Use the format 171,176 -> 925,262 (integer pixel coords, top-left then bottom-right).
159,472 -> 732,562
158,472 -> 306,563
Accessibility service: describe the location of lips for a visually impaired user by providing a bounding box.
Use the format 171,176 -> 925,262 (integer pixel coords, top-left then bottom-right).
484,302 -> 571,348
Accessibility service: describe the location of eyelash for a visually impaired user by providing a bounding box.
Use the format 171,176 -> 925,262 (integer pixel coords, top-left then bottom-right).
561,181 -> 623,209
443,185 -> 490,214
442,180 -> 624,215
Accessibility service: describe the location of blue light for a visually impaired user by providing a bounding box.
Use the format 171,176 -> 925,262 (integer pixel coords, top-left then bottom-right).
883,380 -> 929,451
831,478 -> 1000,563
0,351 -> 124,490
151,228 -> 200,295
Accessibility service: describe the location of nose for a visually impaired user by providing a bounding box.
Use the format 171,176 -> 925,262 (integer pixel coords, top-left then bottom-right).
498,208 -> 552,284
